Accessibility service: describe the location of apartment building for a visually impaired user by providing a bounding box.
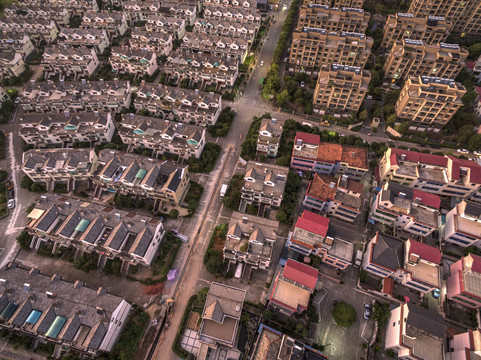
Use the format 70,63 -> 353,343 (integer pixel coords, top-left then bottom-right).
0,32 -> 35,59
297,5 -> 370,34
110,47 -> 158,77
193,19 -> 257,42
223,212 -> 279,278
385,303 -> 446,360
19,112 -> 115,148
19,79 -> 131,114
204,0 -> 256,8
134,83 -> 222,126
446,329 -> 481,360
181,33 -> 248,62
395,76 -> 466,130
42,46 -> 99,79
308,0 -> 364,7
0,263 -> 132,357
18,0 -> 99,14
81,11 -> 128,38
57,28 -> 110,54
241,161 -> 288,208
0,18 -> 58,45
363,233 -> 441,293
313,64 -> 371,116
381,13 -> 452,48
119,113 -> 206,159
144,16 -> 186,40
408,0 -> 481,36
290,132 -> 320,171
0,86 -> 8,106
26,193 -> 165,267
203,6 -> 262,25
384,40 -> 467,82
0,51 -> 25,79
22,149 -> 97,192
370,182 -> 440,238
129,30 -> 173,56
256,118 -> 284,158
303,173 -> 363,223
289,29 -> 372,74
4,4 -> 70,25
444,200 -> 481,248
447,254 -> 481,309
315,141 -> 368,179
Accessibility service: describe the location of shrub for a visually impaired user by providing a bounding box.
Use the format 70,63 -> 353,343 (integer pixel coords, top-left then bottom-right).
331,301 -> 357,327
169,209 -> 179,219
188,142 -> 221,173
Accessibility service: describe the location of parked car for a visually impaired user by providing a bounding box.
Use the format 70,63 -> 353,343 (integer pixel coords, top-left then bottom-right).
363,304 -> 371,320
284,57 -> 288,63
259,61 -> 264,67
367,133 -> 372,136
7,190 -> 14,200
457,148 -> 469,154
7,199 -> 15,209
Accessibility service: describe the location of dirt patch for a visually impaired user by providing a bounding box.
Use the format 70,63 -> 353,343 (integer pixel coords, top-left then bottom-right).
145,282 -> 164,295
186,312 -> 200,331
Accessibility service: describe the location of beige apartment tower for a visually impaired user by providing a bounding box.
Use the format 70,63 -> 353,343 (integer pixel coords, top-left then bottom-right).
313,64 -> 370,116
297,5 -> 370,33
395,76 -> 466,131
304,0 -> 364,7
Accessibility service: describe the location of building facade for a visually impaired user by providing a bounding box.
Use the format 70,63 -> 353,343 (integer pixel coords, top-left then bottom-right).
0,51 -> 25,79
256,118 -> 284,158
0,18 -> 58,45
447,254 -> 481,308
444,201 -> 481,248
81,11 -> 128,39
42,47 -> 100,79
109,47 -> 158,77
0,32 -> 35,59
297,5 -> 370,33
57,29 -> 111,54
144,15 -> 186,39
129,30 -> 173,56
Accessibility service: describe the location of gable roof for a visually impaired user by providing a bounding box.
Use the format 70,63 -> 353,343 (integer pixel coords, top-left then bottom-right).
406,303 -> 446,339
295,210 -> 329,238
283,259 -> 318,290
390,148 -> 448,167
407,239 -> 441,264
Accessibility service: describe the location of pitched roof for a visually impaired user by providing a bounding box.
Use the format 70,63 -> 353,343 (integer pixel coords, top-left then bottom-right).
283,259 -> 318,290
306,173 -> 337,201
406,303 -> 446,339
408,239 -> 441,264
295,132 -> 320,145
295,210 -> 329,238
390,148 -> 448,167
446,155 -> 481,184
317,142 -> 368,169
371,233 -> 404,271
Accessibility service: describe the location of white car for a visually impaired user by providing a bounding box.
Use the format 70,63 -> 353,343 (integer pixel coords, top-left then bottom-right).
300,81 -> 305,87
259,61 -> 264,67
457,148 -> 469,154
7,199 -> 14,209
283,3 -> 287,9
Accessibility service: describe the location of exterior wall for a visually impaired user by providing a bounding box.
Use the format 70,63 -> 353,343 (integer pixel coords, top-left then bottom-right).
385,305 -> 402,350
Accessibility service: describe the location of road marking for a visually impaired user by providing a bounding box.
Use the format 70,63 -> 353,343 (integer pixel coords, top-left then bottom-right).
360,320 -> 370,342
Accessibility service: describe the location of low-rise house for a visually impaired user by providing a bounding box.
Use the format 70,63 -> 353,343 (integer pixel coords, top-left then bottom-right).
370,182 -> 440,238
26,193 -> 165,267
268,259 -> 318,315
181,33 -> 248,62
363,233 -> 441,293
203,6 -> 262,25
290,132 -> 321,172
42,46 -> 99,79
57,28 -> 110,54
315,141 -> 368,179
129,30 -> 172,56
193,18 -> 257,42
447,254 -> 481,308
19,79 -> 131,114
0,32 -> 35,59
0,51 -> 26,79
19,111 -> 115,148
123,1 -> 162,23
159,3 -> 197,26
256,118 -> 284,158
18,0 -> 99,15
110,47 -> 158,77
164,51 -> 238,90
144,15 -> 186,39
81,11 -> 128,39
4,4 -> 70,25
0,18 -> 58,45
134,83 -> 222,126
0,262 -> 132,357
303,173 -> 363,223
93,150 -> 190,208
445,200 -> 481,248
241,161 -> 288,208
385,303 -> 446,360
119,113 -> 206,159
204,0 -> 256,8
446,329 -> 481,360
22,149 -> 98,192
223,212 -> 279,278
0,86 -> 8,106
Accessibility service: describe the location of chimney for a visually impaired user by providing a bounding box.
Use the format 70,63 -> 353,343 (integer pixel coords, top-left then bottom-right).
0,279 -> 6,287
30,79 -> 35,85
141,219 -> 146,226
46,291 -> 56,299
130,113 -> 135,119
401,154 -> 406,161
100,78 -> 104,85
40,195 -> 47,202
96,306 -> 104,315
81,78 -> 86,85
195,89 -> 199,94
341,175 -> 348,182
140,79 -> 146,86
64,201 -> 70,208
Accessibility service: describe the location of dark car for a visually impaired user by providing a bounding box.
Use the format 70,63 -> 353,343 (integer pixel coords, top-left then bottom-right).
363,304 -> 371,320
432,230 -> 439,240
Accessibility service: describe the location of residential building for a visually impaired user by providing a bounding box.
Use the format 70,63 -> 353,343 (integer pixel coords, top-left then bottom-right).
223,212 -> 279,278
381,13 -> 452,48
18,0 -> 99,14
303,173 -> 363,223
395,76 -> 466,131
0,32 -> 35,59
444,201 -> 481,248
385,303 -> 446,360
475,86 -> 481,120
57,28 -> 111,54
123,1 -> 162,23
202,6 -> 262,25
41,46 -> 99,79
93,150 -> 190,208
118,113 -> 206,160
144,15 -> 186,39
0,18 -> 58,45
268,259 -> 318,315
290,132 -> 321,172
22,149 -> 97,191
134,83 -> 222,126
308,0 -> 364,7
313,64 -> 371,116
377,149 -> 481,200
19,79 -> 131,114
81,11 -> 128,39
241,161 -> 288,208
0,262 -> 132,357
363,233 -> 441,293
289,29 -> 372,74
384,40 -> 467,82
446,329 -> 481,360
256,118 -> 284,158
0,51 -> 26,79
181,33 -> 248,62
408,0 -> 481,36
26,193 -> 165,267
370,182 -> 440,238
164,51 -> 238,89
129,30 -> 172,56
315,140 -> 368,179
4,4 -> 70,25
19,112 -> 115,148
193,19 -> 257,42
110,47 -> 158,77
297,5 -> 370,34
447,254 -> 481,308
0,86 -> 8,106
204,0 -> 256,9
159,3 -> 197,26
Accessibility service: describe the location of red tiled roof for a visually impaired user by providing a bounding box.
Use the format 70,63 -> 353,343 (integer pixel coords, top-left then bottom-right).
475,86 -> 481,100
412,189 -> 441,209
467,61 -> 476,70
467,254 -> 481,273
283,259 -> 318,290
408,239 -> 441,264
390,148 -> 448,167
446,156 -> 481,184
295,132 -> 320,145
306,173 -> 337,201
382,277 -> 394,296
295,210 -> 329,238
317,142 -> 368,169
346,179 -> 364,194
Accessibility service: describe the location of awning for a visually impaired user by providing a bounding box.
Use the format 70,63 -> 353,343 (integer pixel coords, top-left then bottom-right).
0,303 -> 18,319
135,169 -> 147,179
45,316 -> 66,339
75,219 -> 91,232
25,310 -> 42,325
28,208 -> 45,220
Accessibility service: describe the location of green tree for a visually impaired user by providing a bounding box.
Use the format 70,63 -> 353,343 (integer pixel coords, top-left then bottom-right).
331,301 -> 357,327
468,43 -> 481,60
169,209 -> 179,219
385,114 -> 397,126
396,121 -> 410,135
372,302 -> 391,329
276,89 -> 290,107
206,256 -> 223,274
358,109 -> 368,121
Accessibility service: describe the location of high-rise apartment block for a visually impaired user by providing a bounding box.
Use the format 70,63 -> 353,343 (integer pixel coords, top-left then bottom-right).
395,76 -> 466,130
313,64 -> 370,116
381,13 -> 452,48
305,0 -> 364,8
384,40 -> 467,82
297,5 -> 370,34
